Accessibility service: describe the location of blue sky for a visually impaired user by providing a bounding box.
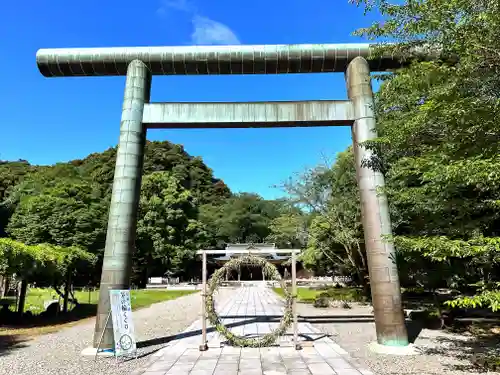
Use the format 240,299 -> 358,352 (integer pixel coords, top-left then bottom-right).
0,0 -> 382,199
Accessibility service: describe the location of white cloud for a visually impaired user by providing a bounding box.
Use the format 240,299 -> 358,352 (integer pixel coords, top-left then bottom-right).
157,1 -> 241,45
191,15 -> 240,45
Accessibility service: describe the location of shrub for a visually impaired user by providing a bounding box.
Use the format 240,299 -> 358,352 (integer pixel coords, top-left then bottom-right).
473,354 -> 500,372
313,295 -> 330,308
341,301 -> 352,309
323,287 -> 367,303
409,308 -> 444,329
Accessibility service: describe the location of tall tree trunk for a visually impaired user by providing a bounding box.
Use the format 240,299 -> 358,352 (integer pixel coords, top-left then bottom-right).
63,272 -> 71,313
0,275 -> 4,298
4,277 -> 10,295
17,279 -> 28,316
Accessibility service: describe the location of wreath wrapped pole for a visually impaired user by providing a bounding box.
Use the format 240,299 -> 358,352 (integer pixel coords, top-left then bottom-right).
199,250 -> 208,351
291,249 -> 299,348
201,253 -> 295,348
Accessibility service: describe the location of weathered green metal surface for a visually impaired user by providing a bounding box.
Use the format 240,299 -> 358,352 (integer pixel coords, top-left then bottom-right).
346,56 -> 408,347
36,43 -> 403,77
92,60 -> 151,349
142,100 -> 353,128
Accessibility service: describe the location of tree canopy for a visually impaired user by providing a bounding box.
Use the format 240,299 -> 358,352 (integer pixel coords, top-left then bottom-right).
340,0 -> 499,308
0,141 -> 286,288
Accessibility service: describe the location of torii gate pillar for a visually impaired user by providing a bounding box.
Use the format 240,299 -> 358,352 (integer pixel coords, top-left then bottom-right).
93,60 -> 151,349
346,57 -> 408,347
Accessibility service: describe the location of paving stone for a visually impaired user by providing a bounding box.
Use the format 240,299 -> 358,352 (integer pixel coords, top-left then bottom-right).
286,370 -> 312,375
239,360 -> 259,369
165,370 -> 189,375
214,371 -> 238,375
147,360 -> 174,371
326,358 -> 356,370
218,355 -> 240,362
216,363 -> 239,371
262,363 -> 287,373
191,371 -> 216,375
307,363 -> 337,375
192,361 -> 218,371
165,364 -> 194,374
282,360 -> 308,370
302,356 -> 325,364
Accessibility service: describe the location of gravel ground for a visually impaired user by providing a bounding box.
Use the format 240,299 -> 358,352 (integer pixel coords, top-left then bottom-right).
298,302 -> 500,375
1,289 -> 233,375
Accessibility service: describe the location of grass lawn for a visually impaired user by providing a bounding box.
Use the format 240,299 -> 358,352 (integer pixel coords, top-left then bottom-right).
273,286 -> 363,303
0,288 -> 198,336
4,287 -> 197,314
273,287 -> 321,303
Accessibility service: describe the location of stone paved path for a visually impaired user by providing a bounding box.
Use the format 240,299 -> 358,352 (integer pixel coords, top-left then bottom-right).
138,285 -> 374,375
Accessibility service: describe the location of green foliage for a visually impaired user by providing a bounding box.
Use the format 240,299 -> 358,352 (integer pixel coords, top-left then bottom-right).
311,288 -> 366,308
199,193 -> 285,245
266,210 -> 309,249
134,171 -> 207,285
322,287 -> 367,303
472,353 -> 500,372
5,287 -> 196,315
0,238 -> 96,282
446,290 -> 500,312
343,0 -> 500,311
273,287 -> 319,303
274,287 -> 365,306
313,296 -> 330,308
0,140 -> 292,287
269,1 -> 500,318
6,180 -> 107,251
282,149 -> 368,284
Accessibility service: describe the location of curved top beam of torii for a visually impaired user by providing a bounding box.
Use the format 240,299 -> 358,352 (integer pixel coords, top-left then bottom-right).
36,43 -> 431,78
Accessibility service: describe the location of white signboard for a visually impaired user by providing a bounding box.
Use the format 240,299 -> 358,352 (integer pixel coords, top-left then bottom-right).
109,289 -> 137,357
148,277 -> 163,284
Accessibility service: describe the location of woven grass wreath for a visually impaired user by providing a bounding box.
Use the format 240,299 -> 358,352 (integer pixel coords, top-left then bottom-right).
205,254 -> 294,348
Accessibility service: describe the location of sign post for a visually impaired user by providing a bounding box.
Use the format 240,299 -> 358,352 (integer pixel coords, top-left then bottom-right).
109,290 -> 137,358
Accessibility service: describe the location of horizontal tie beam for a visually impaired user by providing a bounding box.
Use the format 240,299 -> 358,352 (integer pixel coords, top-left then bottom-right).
142,100 -> 354,129
196,249 -> 301,254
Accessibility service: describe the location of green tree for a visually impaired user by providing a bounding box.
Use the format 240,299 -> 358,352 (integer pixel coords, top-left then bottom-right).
200,193 -> 284,245
351,0 -> 500,309
266,211 -> 309,249
6,180 -> 107,253
134,172 -> 208,286
281,149 -> 368,286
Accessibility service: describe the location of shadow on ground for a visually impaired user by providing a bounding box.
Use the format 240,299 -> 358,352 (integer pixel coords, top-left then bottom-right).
0,334 -> 30,356
0,303 -> 96,330
419,324 -> 500,372
137,314 -> 373,351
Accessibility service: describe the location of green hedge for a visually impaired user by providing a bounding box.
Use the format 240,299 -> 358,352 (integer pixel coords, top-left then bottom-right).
0,238 -> 96,282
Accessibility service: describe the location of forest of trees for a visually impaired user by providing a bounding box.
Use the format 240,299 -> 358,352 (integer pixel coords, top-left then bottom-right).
0,141 -> 295,288
0,0 -> 499,315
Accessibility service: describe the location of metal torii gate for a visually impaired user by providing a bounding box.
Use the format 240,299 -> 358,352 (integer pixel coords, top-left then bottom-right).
36,43 -> 410,352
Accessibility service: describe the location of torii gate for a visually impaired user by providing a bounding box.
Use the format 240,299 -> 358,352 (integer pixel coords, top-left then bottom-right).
36,43 -> 412,353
